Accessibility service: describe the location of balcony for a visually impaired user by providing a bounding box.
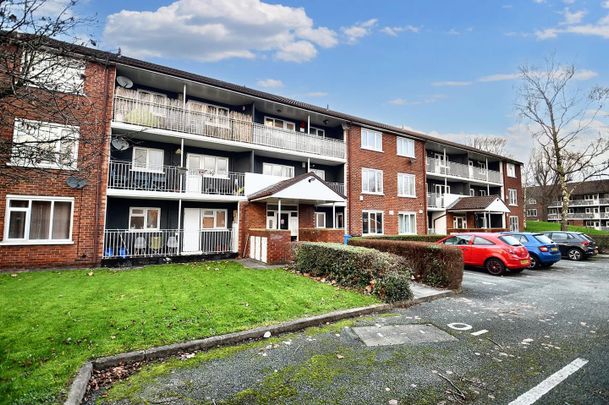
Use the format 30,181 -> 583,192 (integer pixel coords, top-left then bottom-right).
427,192 -> 462,209
112,94 -> 345,159
547,212 -> 601,220
548,198 -> 609,208
108,160 -> 245,197
326,181 -> 345,196
426,157 -> 502,184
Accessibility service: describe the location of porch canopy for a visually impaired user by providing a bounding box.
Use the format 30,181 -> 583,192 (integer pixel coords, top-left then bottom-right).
247,172 -> 346,205
446,195 -> 510,214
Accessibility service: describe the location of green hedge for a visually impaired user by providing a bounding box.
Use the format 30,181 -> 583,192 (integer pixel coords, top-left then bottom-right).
293,242 -> 413,303
590,234 -> 609,253
368,235 -> 447,243
348,238 -> 463,290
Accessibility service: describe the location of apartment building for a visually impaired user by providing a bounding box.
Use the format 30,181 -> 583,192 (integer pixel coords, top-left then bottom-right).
526,179 -> 609,231
0,38 -> 523,268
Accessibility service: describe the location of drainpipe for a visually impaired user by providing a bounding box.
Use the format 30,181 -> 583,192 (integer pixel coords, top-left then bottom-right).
177,199 -> 182,254
277,199 -> 282,230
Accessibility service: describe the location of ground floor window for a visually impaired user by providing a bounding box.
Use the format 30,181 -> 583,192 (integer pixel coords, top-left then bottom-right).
362,210 -> 383,235
129,207 -> 161,230
509,216 -> 519,232
201,209 -> 227,229
526,209 -> 537,217
4,195 -> 73,243
398,212 -> 417,234
453,215 -> 467,229
335,212 -> 344,228
315,212 -> 326,228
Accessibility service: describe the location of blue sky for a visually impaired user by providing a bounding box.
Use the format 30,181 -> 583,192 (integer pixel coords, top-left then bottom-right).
72,0 -> 609,160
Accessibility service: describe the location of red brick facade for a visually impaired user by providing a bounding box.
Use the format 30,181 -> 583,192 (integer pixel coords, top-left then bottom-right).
502,162 -> 525,231
299,228 -> 343,243
246,228 -> 292,264
0,61 -> 116,270
346,125 -> 427,236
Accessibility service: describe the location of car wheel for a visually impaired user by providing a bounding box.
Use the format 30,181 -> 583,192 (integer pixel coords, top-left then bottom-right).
567,248 -> 583,261
529,255 -> 539,269
485,258 -> 506,276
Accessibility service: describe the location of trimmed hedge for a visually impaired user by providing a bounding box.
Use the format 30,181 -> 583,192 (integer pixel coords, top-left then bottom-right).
348,238 -> 463,290
590,234 -> 609,253
368,235 -> 447,243
293,242 -> 413,303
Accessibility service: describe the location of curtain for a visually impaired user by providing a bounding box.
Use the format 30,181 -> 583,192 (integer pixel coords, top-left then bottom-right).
29,201 -> 51,239
52,202 -> 71,239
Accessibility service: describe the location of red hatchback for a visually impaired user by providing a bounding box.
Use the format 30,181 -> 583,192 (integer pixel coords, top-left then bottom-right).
437,233 -> 531,276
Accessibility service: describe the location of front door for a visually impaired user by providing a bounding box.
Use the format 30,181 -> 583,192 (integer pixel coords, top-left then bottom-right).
289,216 -> 299,238
183,208 -> 200,253
433,153 -> 446,174
186,154 -> 203,193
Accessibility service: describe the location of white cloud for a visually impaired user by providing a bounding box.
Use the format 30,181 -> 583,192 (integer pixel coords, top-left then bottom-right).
341,18 -> 378,44
603,0 -> 609,8
388,94 -> 446,106
563,0 -> 576,4
432,81 -> 474,87
103,0 -> 338,63
256,79 -> 284,88
380,25 -> 420,36
304,91 -> 328,97
561,8 -> 586,25
533,0 -> 545,3
433,68 -> 597,88
535,7 -> 609,40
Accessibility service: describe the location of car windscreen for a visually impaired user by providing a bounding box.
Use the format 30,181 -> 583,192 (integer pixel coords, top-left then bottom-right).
580,234 -> 595,242
498,235 -> 521,246
533,234 -> 554,244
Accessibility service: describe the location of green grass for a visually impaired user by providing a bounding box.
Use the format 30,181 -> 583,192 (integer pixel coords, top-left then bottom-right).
0,261 -> 377,404
526,220 -> 609,235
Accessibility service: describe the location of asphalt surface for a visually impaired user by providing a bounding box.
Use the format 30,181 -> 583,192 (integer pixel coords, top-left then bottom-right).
96,256 -> 609,405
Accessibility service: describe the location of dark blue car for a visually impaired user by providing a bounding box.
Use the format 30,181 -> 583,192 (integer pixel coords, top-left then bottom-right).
502,232 -> 561,269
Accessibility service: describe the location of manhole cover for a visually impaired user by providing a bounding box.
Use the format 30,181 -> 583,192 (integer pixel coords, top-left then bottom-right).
351,324 -> 457,347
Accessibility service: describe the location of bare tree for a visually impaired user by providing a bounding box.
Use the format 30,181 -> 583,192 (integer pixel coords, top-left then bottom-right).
516,57 -> 609,230
524,147 -> 560,221
0,0 -> 107,184
466,136 -> 508,156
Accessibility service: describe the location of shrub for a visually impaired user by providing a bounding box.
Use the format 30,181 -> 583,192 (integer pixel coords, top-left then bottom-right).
368,235 -> 447,243
293,242 -> 412,302
348,238 -> 463,290
375,272 -> 413,303
590,234 -> 609,254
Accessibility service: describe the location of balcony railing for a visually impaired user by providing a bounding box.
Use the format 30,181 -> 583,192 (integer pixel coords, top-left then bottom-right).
547,212 -> 600,220
427,192 -> 445,208
326,181 -> 345,196
112,95 -> 345,159
102,229 -> 234,259
108,160 -> 245,196
426,157 -> 502,184
548,198 -> 609,208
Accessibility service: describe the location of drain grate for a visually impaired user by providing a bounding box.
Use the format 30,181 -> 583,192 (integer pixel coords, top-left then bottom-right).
351,324 -> 457,347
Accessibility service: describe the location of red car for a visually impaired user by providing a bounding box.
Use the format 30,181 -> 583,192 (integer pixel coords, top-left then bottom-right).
437,233 -> 531,276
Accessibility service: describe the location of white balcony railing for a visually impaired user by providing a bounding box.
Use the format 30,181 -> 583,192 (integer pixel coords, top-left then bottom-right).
426,157 -> 502,184
326,181 -> 345,196
108,160 -> 245,196
102,229 -> 234,259
548,198 -> 609,208
547,212 -> 600,220
112,95 -> 345,159
427,192 -> 462,209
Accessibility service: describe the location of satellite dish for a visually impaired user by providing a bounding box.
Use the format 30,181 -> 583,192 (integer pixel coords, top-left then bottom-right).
116,76 -> 133,89
111,136 -> 130,151
66,176 -> 88,189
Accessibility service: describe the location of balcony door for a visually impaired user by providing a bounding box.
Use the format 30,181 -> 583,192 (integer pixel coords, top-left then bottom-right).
434,153 -> 448,174
185,153 -> 229,194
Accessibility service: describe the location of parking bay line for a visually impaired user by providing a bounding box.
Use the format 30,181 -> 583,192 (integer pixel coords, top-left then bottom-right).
471,329 -> 488,336
508,358 -> 588,405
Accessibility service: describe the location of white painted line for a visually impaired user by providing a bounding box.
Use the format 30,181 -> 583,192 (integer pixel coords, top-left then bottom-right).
447,323 -> 473,331
471,329 -> 489,336
508,358 -> 588,405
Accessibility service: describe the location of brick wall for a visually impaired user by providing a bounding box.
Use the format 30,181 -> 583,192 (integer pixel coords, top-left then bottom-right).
0,60 -> 116,270
247,228 -> 292,264
299,228 -> 343,243
346,125 -> 427,236
503,162 -> 525,231
238,201 -> 267,257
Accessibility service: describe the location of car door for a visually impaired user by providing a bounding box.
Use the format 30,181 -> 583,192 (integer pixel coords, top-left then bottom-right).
548,232 -> 569,256
441,235 -> 473,264
471,236 -> 496,266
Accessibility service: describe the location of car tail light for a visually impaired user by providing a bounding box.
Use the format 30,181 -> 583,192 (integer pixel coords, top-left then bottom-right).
539,246 -> 549,252
581,241 -> 590,247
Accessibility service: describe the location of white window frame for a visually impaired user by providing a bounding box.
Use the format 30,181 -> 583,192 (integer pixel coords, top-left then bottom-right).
479,189 -> 487,197
477,161 -> 487,174
310,168 -> 325,180
263,162 -> 295,178
361,128 -> 383,152
129,207 -> 161,231
398,212 -> 417,235
24,51 -> 86,94
397,173 -> 416,198
362,210 -> 384,235
527,209 -> 538,217
396,137 -> 415,158
132,147 -> 164,173
201,154 -> 229,178
309,126 -> 325,137
509,216 -> 519,232
528,198 -> 537,205
10,119 -> 80,170
453,216 -> 467,229
201,209 -> 228,229
2,195 -> 74,245
315,212 -> 326,228
264,116 -> 296,131
469,188 -> 475,196
361,168 -> 384,194
187,100 -> 230,128
508,188 -> 518,206
507,163 -> 516,178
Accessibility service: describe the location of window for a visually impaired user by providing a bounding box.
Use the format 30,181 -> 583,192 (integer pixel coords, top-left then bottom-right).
137,89 -> 167,116
362,211 -> 383,235
187,101 -> 229,127
3,196 -> 73,244
24,51 -> 85,94
309,127 -> 325,137
398,212 -> 417,234
362,168 -> 383,194
361,128 -> 382,151
129,207 -> 160,230
508,189 -> 518,206
453,216 -> 467,229
509,216 -> 519,232
264,117 -> 296,131
526,209 -> 538,217
202,155 -> 229,177
315,212 -> 326,228
498,235 -> 521,246
397,173 -> 416,197
397,137 -> 415,157
442,235 -> 472,245
528,198 -> 537,205
310,168 -> 325,180
477,161 -> 487,174
335,212 -> 344,228
132,147 -> 164,173
507,163 -> 516,178
473,236 -> 494,245
263,163 -> 294,178
479,189 -> 487,196
515,234 -> 529,244
201,209 -> 227,229
11,119 -> 79,169
469,188 -> 475,196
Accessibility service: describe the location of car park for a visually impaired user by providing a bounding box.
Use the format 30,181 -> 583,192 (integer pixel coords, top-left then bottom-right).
437,233 -> 530,276
543,231 -> 598,261
502,232 -> 561,269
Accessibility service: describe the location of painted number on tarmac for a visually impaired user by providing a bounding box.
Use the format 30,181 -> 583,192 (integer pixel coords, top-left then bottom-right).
447,322 -> 473,331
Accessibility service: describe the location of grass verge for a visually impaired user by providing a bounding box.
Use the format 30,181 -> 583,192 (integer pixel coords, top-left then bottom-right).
526,220 -> 609,235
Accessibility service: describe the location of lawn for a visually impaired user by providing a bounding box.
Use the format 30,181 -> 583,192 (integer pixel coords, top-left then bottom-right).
0,261 -> 377,404
526,220 -> 609,235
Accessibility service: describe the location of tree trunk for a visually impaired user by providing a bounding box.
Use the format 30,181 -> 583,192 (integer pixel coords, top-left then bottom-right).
559,173 -> 570,231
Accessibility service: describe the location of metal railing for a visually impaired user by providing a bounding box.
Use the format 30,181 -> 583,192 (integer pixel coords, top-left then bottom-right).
547,213 -> 599,220
102,229 -> 234,259
548,198 -> 609,208
427,192 -> 445,208
108,160 -> 245,196
326,181 -> 345,195
112,95 -> 345,159
426,157 -> 502,184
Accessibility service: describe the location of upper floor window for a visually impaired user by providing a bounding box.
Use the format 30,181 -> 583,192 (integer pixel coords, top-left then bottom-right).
264,117 -> 295,131
129,207 -> 160,230
508,188 -> 518,206
397,173 -> 416,197
132,147 -> 164,173
507,163 -> 516,178
187,154 -> 229,178
309,127 -> 325,137
136,89 -> 168,117
396,137 -> 415,157
263,162 -> 294,178
11,119 -> 79,170
528,198 -> 537,205
24,51 -> 85,94
3,196 -> 73,244
187,100 -> 229,127
310,168 -> 325,180
361,128 -> 382,151
362,168 -> 383,194
527,209 -> 538,217
479,189 -> 487,196
583,194 -> 597,201
469,188 -> 475,196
